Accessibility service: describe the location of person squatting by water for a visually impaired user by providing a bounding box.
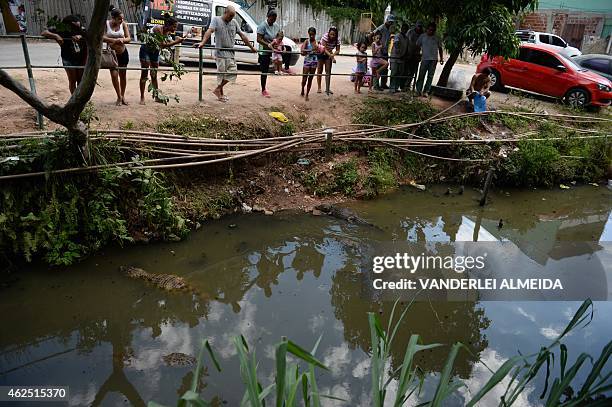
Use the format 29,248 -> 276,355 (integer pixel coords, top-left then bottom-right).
415,22 -> 444,96
104,5 -> 131,106
467,67 -> 493,112
139,14 -> 184,105
317,26 -> 341,96
42,15 -> 87,94
300,27 -> 319,101
197,6 -> 257,102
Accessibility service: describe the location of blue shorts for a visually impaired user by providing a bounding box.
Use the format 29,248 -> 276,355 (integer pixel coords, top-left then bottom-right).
139,45 -> 160,64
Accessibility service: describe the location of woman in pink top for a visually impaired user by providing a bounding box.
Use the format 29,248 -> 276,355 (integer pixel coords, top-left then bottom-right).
316,26 -> 340,96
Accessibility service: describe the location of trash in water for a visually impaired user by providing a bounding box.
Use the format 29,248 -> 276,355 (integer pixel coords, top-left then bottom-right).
409,181 -> 426,191
297,158 -> 311,166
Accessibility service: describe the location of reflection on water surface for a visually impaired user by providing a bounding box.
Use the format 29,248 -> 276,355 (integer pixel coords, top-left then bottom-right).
1,185 -> 610,405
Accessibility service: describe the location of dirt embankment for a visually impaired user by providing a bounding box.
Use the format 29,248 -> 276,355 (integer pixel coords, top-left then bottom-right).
0,67 -> 460,217
2,67 -> 609,220
0,63 -> 555,135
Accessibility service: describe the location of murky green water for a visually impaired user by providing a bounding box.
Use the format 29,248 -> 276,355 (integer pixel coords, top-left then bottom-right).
1,185 -> 611,406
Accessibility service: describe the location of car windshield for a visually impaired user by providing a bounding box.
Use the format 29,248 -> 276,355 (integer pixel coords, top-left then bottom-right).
560,54 -> 587,71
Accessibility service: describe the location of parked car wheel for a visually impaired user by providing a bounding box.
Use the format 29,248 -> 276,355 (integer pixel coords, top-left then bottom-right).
564,87 -> 590,108
489,69 -> 504,91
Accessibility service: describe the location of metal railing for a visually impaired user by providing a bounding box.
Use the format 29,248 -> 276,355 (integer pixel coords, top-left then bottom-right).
0,34 -> 434,130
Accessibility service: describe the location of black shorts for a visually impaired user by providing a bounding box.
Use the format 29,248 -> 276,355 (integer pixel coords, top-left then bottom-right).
117,49 -> 129,67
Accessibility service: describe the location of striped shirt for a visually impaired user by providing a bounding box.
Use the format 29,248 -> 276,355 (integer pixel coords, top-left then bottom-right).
320,32 -> 340,53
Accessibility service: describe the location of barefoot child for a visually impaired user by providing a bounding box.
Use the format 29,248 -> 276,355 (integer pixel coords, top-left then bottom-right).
300,27 -> 318,101
355,41 -> 369,94
271,31 -> 285,75
370,33 -> 388,91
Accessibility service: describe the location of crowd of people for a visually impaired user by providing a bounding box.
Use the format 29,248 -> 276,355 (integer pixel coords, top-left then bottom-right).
40,7 -> 490,108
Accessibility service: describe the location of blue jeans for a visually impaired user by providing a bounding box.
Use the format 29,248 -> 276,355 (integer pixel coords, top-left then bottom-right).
416,60 -> 437,94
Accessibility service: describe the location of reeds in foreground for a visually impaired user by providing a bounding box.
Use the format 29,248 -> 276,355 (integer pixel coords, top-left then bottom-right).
150,299 -> 611,406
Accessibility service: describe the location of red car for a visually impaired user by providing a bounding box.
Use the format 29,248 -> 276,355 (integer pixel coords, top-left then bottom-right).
477,43 -> 612,107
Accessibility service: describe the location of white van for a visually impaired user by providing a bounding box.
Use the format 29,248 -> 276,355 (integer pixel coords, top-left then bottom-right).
515,30 -> 582,58
142,0 -> 300,66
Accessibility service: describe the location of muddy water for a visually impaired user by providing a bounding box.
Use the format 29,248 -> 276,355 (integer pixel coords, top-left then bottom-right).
1,186 -> 610,406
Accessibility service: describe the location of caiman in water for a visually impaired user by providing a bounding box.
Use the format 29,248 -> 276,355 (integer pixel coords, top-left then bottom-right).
163,352 -> 196,367
120,266 -> 190,292
315,204 -> 381,230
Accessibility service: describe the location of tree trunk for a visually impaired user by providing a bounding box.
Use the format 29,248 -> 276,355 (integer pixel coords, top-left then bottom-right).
67,121 -> 90,163
436,48 -> 462,87
0,0 -> 110,163
0,0 -> 109,160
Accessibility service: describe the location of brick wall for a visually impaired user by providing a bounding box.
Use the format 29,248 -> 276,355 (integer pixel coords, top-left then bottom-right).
521,11 -> 606,36
561,14 -> 604,36
519,13 -> 547,32
519,10 -> 608,49
552,13 -> 567,33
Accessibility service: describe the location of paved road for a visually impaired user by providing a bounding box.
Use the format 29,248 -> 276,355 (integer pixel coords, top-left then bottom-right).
0,39 -> 475,88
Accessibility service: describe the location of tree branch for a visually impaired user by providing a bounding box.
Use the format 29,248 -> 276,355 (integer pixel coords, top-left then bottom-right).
0,0 -> 111,133
63,0 -> 110,126
0,69 -> 66,125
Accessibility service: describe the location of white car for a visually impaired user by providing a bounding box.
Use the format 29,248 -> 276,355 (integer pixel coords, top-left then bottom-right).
515,30 -> 581,58
143,0 -> 300,66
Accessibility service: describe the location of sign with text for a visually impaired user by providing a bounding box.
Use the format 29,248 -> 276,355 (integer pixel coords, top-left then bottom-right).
360,241 -> 611,301
147,0 -> 212,28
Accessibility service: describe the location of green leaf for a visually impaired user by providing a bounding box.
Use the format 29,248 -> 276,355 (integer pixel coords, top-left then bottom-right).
179,390 -> 210,407
302,374 -> 310,407
368,312 -> 383,407
431,343 -> 462,406
577,340 -> 612,400
275,338 -> 288,407
318,394 -> 348,401
286,340 -> 328,371
233,336 -> 261,407
204,340 -> 221,372
545,353 -> 591,405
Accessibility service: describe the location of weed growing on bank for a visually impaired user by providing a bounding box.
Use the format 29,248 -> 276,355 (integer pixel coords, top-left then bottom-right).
497,122 -> 611,187
0,133 -> 187,267
351,97 -> 611,189
157,114 -> 297,140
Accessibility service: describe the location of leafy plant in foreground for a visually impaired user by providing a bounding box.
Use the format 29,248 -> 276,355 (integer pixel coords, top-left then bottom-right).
149,335 -> 340,407
149,300 -> 610,406
367,299 -> 610,406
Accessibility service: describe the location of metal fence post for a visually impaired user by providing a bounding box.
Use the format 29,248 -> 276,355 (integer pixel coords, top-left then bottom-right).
20,34 -> 43,129
198,47 -> 203,102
